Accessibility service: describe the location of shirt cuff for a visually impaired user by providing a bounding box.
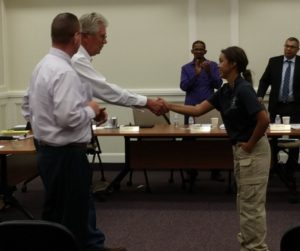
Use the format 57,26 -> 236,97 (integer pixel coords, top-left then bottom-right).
85,106 -> 96,119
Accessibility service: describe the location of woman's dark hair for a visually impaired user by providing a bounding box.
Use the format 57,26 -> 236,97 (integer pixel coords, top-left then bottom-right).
221,46 -> 253,85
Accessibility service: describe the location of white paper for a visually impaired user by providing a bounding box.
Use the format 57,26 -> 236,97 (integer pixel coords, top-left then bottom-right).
190,124 -> 211,132
291,124 -> 300,129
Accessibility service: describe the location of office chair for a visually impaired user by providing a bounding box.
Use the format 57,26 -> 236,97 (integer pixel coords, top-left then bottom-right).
280,225 -> 300,251
0,220 -> 79,251
87,134 -> 106,182
274,138 -> 300,202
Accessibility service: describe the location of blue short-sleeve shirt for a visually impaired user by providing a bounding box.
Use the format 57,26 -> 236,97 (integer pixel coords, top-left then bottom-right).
208,76 -> 263,144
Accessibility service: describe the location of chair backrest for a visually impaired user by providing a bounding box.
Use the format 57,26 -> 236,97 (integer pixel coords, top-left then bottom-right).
281,225 -> 300,251
194,109 -> 223,125
132,108 -> 170,127
0,220 -> 79,251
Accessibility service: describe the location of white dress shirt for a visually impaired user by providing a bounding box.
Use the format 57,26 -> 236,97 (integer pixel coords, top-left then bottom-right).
26,48 -> 95,146
71,46 -> 147,106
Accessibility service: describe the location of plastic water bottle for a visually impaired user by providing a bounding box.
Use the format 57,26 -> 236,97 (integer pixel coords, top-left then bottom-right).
188,116 -> 195,125
174,113 -> 179,127
275,114 -> 281,124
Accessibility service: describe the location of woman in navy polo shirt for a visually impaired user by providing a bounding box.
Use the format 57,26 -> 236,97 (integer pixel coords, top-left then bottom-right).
164,46 -> 271,251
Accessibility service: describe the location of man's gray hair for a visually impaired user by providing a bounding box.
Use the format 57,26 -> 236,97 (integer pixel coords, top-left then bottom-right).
79,12 -> 108,34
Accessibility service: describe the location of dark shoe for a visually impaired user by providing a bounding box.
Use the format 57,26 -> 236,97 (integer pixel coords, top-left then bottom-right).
211,170 -> 225,182
92,180 -> 110,194
102,247 -> 127,251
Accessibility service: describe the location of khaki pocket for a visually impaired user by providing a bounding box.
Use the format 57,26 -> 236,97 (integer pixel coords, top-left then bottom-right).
239,157 -> 253,180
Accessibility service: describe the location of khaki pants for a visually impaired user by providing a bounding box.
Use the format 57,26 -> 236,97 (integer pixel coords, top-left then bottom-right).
233,136 -> 271,251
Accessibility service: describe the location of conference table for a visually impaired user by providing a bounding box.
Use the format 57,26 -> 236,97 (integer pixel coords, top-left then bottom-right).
94,124 -> 300,192
0,137 -> 36,219
1,124 -> 299,215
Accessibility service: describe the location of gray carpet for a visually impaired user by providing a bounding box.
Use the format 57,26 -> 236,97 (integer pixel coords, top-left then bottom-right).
1,169 -> 300,251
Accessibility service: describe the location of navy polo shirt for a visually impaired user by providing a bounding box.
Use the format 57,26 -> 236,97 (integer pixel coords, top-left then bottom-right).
208,76 -> 263,144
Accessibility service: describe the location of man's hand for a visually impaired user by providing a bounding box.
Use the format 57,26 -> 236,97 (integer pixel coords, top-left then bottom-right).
88,101 -> 108,125
88,100 -> 101,116
95,108 -> 108,125
146,98 -> 169,116
201,60 -> 211,75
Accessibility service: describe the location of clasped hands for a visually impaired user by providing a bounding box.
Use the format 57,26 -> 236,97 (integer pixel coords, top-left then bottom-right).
88,97 -> 171,125
146,98 -> 170,116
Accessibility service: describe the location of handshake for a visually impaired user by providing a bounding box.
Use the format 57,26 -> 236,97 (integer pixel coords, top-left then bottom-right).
88,97 -> 171,126
145,98 -> 170,116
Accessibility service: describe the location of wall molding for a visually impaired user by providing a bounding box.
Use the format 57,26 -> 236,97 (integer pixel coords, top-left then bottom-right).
0,88 -> 186,130
0,88 -> 186,99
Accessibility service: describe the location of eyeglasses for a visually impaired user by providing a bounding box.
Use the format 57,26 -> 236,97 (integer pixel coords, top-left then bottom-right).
284,44 -> 299,49
81,32 -> 107,40
95,34 -> 107,40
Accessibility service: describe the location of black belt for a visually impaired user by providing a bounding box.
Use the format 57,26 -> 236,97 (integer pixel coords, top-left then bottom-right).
36,139 -> 87,149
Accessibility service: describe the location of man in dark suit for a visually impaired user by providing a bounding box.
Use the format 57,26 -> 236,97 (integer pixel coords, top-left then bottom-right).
257,37 -> 300,203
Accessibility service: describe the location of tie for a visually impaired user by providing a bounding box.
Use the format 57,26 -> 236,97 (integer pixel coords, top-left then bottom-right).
282,60 -> 292,102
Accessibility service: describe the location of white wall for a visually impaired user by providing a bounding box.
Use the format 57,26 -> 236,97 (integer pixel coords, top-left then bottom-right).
239,0 -> 300,86
0,0 -> 300,161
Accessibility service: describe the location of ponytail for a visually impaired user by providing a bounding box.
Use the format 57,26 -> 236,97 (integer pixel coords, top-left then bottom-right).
242,69 -> 253,85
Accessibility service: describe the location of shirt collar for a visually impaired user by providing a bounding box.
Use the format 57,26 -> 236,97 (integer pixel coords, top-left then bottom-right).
284,56 -> 296,63
78,45 -> 93,62
191,58 -> 206,65
49,47 -> 72,63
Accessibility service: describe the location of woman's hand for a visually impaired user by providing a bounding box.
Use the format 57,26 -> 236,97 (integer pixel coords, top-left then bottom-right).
238,142 -> 253,153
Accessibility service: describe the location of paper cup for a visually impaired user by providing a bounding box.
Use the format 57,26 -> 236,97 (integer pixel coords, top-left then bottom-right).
211,117 -> 219,129
282,116 -> 290,125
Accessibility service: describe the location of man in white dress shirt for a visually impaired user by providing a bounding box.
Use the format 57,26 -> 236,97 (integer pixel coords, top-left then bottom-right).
71,12 -> 166,116
23,13 -> 126,251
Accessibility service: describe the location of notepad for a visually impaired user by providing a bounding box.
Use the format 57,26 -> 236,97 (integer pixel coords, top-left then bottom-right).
0,130 -> 30,135
291,124 -> 300,129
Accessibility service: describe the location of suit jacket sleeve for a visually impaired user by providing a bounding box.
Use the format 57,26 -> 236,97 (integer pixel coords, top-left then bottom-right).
257,58 -> 272,98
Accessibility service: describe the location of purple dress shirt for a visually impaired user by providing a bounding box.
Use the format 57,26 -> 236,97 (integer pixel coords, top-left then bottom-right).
180,59 -> 222,105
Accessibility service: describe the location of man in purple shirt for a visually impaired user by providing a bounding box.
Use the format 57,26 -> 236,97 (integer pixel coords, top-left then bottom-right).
180,40 -> 222,124
180,40 -> 224,182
